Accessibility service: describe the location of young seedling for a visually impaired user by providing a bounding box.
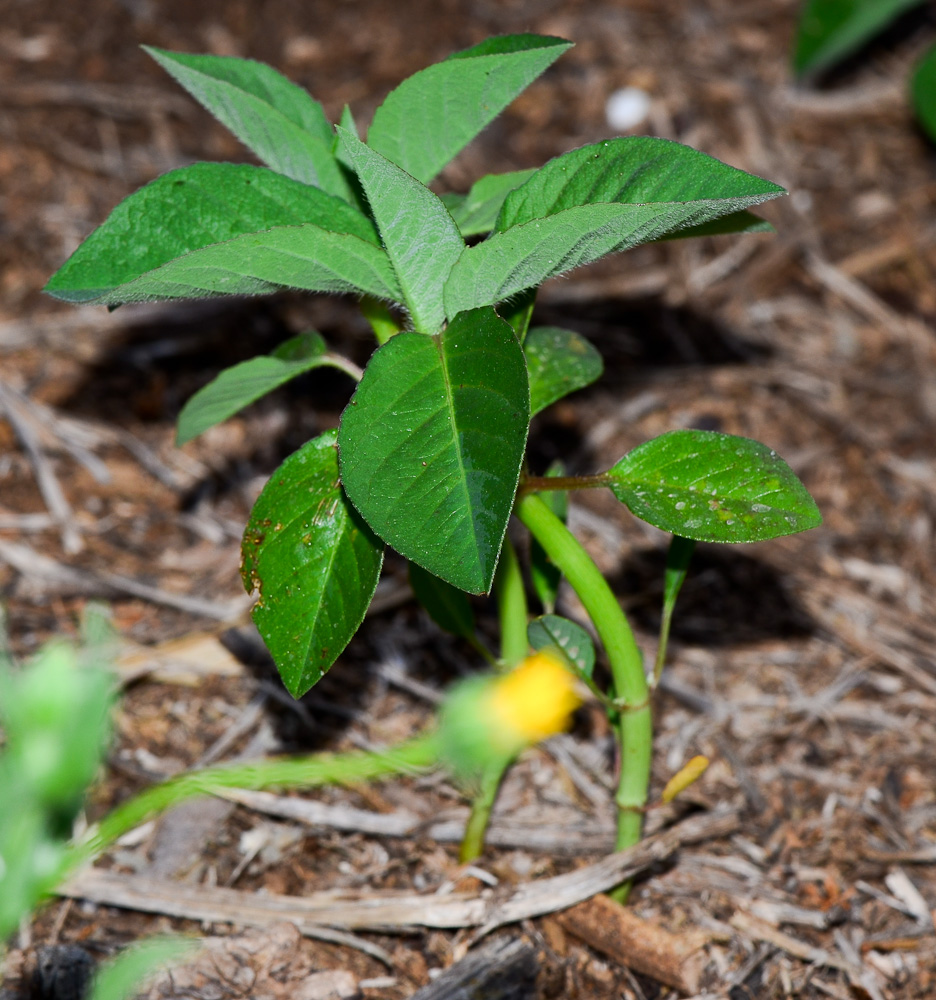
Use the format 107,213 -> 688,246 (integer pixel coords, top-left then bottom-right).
46,35 -> 821,874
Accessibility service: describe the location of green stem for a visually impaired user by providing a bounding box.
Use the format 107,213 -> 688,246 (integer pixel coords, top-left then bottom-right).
321,354 -> 364,382
59,735 -> 439,882
458,752 -> 512,864
516,494 -> 651,899
495,536 -> 529,668
653,536 -> 695,686
460,537 -> 529,863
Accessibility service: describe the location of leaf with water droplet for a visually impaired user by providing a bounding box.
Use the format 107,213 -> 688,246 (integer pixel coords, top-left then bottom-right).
606,429 -> 821,542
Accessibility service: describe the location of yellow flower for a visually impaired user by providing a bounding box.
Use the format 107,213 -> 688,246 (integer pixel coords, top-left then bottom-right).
438,650 -> 582,781
487,651 -> 582,743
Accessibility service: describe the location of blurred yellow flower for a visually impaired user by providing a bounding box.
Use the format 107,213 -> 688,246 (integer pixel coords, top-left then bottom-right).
437,649 -> 583,780
488,651 -> 582,743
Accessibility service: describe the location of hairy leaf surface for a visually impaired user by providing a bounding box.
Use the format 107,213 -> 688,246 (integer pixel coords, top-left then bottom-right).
442,169 -> 538,237
367,35 -> 571,184
145,46 -> 352,197
338,128 -> 463,333
496,137 -> 783,230
52,226 -> 401,306
45,164 -> 378,302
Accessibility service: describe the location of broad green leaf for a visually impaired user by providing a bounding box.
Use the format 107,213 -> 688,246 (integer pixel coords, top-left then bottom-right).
144,46 -> 353,198
45,163 -> 378,303
54,225 -> 402,307
912,44 -> 936,142
337,128 -> 463,333
367,35 -> 571,184
409,562 -> 475,640
524,326 -> 603,416
444,204 -> 711,317
445,143 -> 783,317
528,614 -> 595,679
176,332 -> 337,445
496,137 -> 783,231
90,938 -> 197,1000
606,430 -> 822,543
241,430 -> 384,698
442,169 -> 538,237
530,462 -> 567,614
338,307 -> 529,594
793,0 -> 925,76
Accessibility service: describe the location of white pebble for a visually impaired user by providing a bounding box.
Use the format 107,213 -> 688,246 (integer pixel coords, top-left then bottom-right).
605,86 -> 651,132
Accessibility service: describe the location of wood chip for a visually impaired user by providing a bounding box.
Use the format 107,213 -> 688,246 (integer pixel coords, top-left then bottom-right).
556,894 -> 707,994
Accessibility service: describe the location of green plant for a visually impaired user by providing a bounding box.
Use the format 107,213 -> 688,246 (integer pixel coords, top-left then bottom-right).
793,0 -> 936,140
46,36 -> 821,871
0,609 -> 192,1000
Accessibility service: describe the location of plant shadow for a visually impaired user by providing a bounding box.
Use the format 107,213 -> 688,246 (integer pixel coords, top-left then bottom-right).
612,543 -> 815,648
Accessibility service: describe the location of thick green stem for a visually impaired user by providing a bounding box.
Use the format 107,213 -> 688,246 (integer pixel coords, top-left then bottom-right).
460,537 -> 529,863
60,735 -> 439,882
516,494 -> 651,895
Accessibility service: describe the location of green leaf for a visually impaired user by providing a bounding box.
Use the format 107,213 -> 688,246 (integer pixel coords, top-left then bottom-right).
606,430 -> 822,543
443,169 -> 538,237
793,0 -> 925,76
90,938 -> 197,1000
524,326 -> 603,416
496,137 -> 783,231
367,35 -> 571,184
144,46 -> 353,199
177,332 -> 335,445
498,287 -> 537,342
530,463 -> 567,614
445,140 -> 783,317
660,210 -> 774,241
45,163 -> 379,303
912,44 -> 936,142
337,128 -> 464,333
241,430 -> 384,698
409,562 -> 475,640
338,306 -> 529,594
52,225 -> 402,307
528,614 -> 595,679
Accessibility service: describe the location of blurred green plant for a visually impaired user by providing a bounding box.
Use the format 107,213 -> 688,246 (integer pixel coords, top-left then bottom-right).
794,0 -> 936,140
0,608 -> 192,1000
46,36 -> 821,878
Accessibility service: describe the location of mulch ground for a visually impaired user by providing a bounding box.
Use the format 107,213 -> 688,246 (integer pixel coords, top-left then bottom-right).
2,1 -> 936,998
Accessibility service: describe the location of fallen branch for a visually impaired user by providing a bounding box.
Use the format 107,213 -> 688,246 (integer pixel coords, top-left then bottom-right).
60,809 -> 738,935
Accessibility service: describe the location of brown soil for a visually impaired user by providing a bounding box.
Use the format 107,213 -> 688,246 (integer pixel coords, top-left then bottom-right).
2,1 -> 936,998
